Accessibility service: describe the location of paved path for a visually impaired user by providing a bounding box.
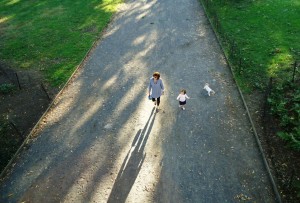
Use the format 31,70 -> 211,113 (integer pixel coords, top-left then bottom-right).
1,0 -> 276,202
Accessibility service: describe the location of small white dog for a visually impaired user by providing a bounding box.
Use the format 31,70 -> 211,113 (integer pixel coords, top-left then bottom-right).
203,83 -> 215,96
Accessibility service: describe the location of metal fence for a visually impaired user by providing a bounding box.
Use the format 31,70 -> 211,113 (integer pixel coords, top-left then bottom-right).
0,66 -> 53,140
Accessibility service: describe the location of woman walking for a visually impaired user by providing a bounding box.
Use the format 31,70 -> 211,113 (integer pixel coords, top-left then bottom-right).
148,72 -> 164,111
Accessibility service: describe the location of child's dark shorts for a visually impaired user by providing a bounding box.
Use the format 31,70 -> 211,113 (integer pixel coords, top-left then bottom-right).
179,100 -> 186,105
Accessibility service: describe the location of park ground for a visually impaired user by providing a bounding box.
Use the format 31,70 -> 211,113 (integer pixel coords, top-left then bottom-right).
1,0 -> 299,202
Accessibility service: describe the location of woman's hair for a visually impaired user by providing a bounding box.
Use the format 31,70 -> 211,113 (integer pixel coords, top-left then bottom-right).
181,89 -> 186,94
153,72 -> 160,79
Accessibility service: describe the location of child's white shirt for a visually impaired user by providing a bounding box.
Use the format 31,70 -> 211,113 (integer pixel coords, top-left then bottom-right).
177,94 -> 190,102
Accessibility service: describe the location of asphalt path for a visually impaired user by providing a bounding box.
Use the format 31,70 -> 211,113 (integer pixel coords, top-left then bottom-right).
0,0 -> 276,202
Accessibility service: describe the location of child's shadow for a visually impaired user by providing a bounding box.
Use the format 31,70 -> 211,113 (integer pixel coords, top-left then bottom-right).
107,108 -> 156,203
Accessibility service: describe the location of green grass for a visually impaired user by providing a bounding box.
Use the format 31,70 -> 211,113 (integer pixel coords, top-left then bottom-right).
0,0 -> 122,86
203,0 -> 300,91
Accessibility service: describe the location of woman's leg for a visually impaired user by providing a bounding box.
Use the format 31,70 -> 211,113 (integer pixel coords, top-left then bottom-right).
157,97 -> 160,106
152,98 -> 156,105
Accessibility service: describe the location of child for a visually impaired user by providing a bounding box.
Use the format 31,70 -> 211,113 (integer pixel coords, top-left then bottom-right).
176,89 -> 190,110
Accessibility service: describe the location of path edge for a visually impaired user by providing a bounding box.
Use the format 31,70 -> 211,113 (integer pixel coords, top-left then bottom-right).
198,1 -> 282,202
0,8 -> 121,181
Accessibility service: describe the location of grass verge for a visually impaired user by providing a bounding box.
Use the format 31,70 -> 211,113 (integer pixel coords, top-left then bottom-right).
0,0 -> 122,86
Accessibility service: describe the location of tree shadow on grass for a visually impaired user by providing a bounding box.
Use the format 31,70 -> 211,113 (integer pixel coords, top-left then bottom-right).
107,107 -> 156,203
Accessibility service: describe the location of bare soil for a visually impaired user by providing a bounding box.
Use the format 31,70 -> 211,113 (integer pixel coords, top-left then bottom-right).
244,90 -> 300,203
0,62 -> 58,171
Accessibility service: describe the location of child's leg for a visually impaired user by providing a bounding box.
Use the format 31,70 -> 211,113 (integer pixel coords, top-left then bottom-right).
182,101 -> 186,110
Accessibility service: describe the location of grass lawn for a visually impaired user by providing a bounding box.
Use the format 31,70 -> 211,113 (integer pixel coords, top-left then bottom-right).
203,0 -> 300,91
0,0 -> 122,86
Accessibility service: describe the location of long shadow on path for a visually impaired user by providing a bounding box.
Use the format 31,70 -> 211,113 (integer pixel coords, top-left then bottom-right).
108,107 -> 156,203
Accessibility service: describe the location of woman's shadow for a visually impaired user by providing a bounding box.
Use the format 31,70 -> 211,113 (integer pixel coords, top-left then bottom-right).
108,107 -> 156,203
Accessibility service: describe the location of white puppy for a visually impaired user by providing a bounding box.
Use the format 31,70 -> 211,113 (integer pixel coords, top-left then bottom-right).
203,83 -> 215,96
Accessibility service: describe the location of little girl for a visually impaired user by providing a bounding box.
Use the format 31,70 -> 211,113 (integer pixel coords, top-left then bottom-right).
176,89 -> 190,110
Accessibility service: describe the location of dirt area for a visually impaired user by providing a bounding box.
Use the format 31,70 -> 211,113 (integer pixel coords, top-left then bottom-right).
244,90 -> 300,203
0,62 -> 58,171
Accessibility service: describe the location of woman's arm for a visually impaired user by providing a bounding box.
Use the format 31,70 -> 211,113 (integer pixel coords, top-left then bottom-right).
160,79 -> 165,94
148,79 -> 152,95
160,79 -> 165,90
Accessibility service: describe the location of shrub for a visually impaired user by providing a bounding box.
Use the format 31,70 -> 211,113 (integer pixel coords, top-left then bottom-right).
268,81 -> 300,150
0,83 -> 16,94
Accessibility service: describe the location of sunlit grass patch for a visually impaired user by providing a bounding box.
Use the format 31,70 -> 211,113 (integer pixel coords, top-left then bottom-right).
0,0 -> 123,86
210,0 -> 300,90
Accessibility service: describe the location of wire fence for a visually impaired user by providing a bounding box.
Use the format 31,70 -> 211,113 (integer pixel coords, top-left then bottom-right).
264,61 -> 299,128
0,66 -> 53,141
201,0 -> 250,76
0,66 -> 53,100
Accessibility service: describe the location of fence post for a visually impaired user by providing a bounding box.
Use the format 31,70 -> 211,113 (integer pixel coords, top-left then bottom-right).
231,40 -> 235,57
239,48 -> 242,65
239,56 -> 242,74
263,77 -> 273,120
268,77 -> 273,100
15,73 -> 21,90
292,61 -> 297,83
270,77 -> 273,90
41,83 -> 51,101
215,17 -> 218,31
9,121 -> 23,140
288,169 -> 295,189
